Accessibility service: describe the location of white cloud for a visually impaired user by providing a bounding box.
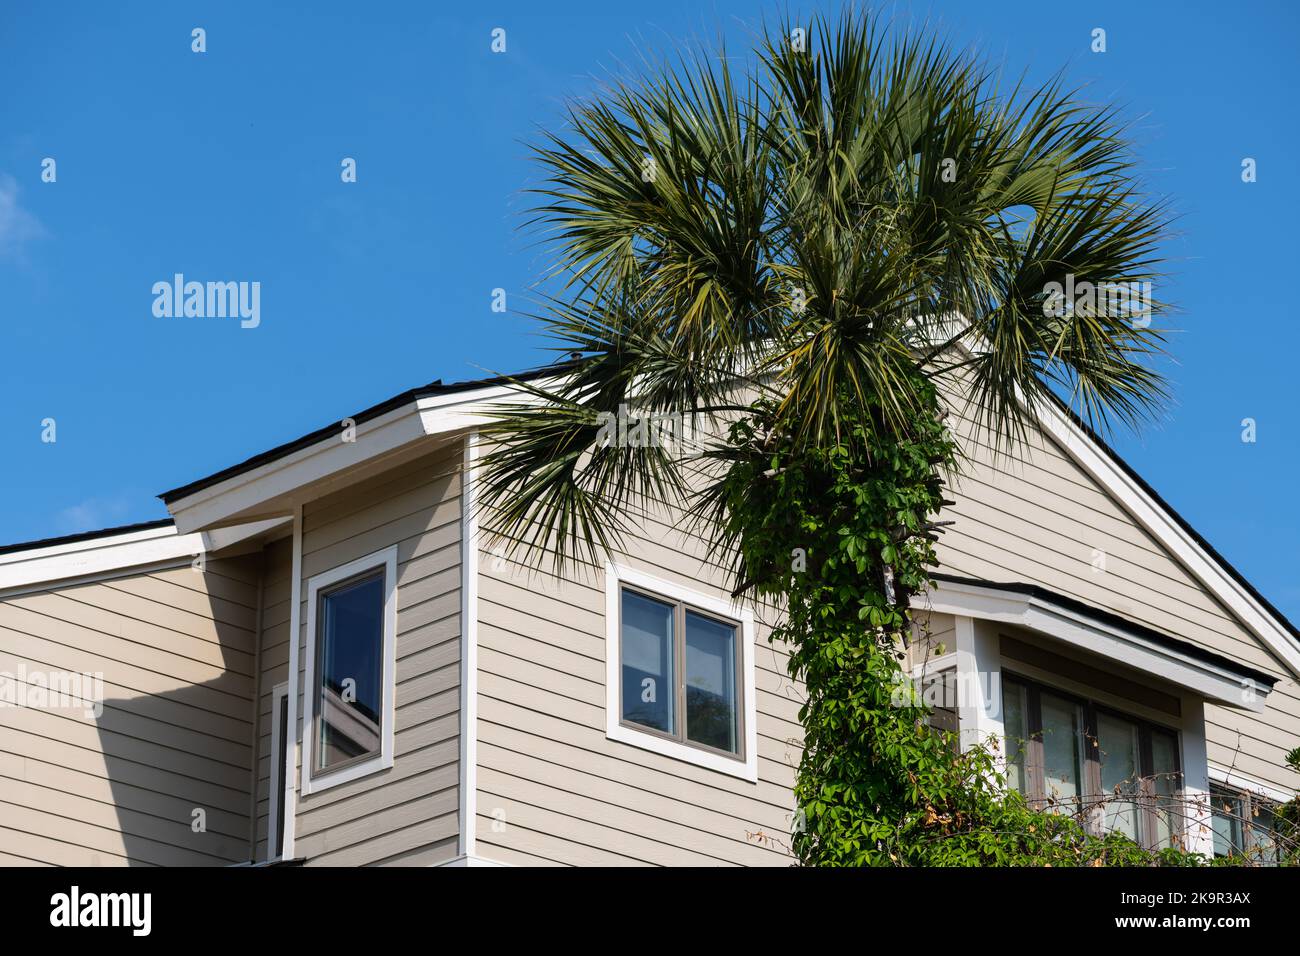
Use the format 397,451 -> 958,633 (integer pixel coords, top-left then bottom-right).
56,496 -> 134,535
0,172 -> 48,259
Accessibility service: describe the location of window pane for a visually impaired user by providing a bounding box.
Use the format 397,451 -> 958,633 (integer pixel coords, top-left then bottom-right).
1210,785 -> 1245,858
274,694 -> 288,857
316,572 -> 385,771
1149,730 -> 1181,848
1002,678 -> 1029,795
1095,712 -> 1141,840
1039,692 -> 1084,813
1248,799 -> 1280,864
621,590 -> 675,734
684,611 -> 738,754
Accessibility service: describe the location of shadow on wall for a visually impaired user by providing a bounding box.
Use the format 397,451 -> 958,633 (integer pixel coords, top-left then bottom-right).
88,555 -> 264,866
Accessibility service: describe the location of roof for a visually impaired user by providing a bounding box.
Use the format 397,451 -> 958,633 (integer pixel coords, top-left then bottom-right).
1,358 -> 1293,676
931,573 -> 1279,688
1046,393 -> 1300,646
0,518 -> 175,559
156,364 -> 571,505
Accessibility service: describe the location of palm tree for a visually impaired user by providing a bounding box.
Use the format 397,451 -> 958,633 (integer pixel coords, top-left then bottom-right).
476,10 -> 1173,865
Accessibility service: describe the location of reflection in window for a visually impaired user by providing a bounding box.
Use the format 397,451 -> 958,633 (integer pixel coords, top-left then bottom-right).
617,587 -> 743,759
1211,783 -> 1281,863
1000,675 -> 1183,850
620,591 -> 676,735
685,610 -> 738,754
314,571 -> 385,772
1003,679 -> 1029,794
1096,711 -> 1141,839
1040,692 -> 1084,811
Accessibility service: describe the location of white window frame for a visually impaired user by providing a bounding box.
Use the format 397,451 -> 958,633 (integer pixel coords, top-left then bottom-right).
605,562 -> 758,782
266,681 -> 289,862
301,545 -> 398,795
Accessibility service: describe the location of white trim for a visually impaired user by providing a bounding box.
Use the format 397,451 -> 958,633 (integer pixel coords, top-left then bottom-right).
281,505 -> 302,859
1208,764 -> 1295,805
266,681 -> 289,863
1179,694 -> 1214,856
1031,398 -> 1300,679
916,578 -> 1271,712
157,358 -> 1300,684
300,544 -> 399,796
167,402 -> 431,534
0,516 -> 289,594
0,523 -> 177,565
164,383 -> 539,535
458,431 -> 480,857
954,617 -> 1004,755
436,854 -> 512,867
604,562 -> 758,782
909,651 -> 958,678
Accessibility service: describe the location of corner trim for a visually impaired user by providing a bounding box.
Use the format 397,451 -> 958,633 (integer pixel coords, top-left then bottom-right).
459,431 -> 480,857
281,504 -> 303,860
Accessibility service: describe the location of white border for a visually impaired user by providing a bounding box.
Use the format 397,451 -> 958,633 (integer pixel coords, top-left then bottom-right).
281,505 -> 302,858
458,432 -> 480,857
916,578 -> 1271,712
0,516 -> 288,595
604,562 -> 758,782
300,544 -> 399,795
266,681 -> 289,862
1208,764 -> 1294,805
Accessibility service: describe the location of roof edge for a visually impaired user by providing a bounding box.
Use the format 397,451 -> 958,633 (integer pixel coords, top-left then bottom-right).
0,518 -> 175,559
930,572 -> 1278,689
157,363 -> 573,505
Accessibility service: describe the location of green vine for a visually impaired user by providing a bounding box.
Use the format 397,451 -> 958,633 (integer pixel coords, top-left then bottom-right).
718,382 -> 1210,866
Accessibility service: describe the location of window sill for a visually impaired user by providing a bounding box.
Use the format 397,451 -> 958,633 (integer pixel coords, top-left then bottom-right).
606,722 -> 758,782
301,752 -> 392,796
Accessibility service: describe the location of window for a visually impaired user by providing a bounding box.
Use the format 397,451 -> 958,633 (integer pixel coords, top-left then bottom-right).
605,564 -> 757,781
302,546 -> 398,794
267,682 -> 289,861
1210,783 -> 1281,863
619,586 -> 741,756
1001,674 -> 1182,849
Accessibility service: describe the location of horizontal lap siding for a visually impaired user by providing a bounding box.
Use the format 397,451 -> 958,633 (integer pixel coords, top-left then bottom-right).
252,536 -> 293,861
476,501 -> 800,866
0,555 -> 261,866
938,396 -> 1300,798
292,444 -> 461,866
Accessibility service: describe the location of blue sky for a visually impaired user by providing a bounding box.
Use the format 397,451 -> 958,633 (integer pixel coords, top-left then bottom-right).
2,1 -> 1297,620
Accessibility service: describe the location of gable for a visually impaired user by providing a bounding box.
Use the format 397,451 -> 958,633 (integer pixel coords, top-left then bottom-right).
937,399 -> 1284,678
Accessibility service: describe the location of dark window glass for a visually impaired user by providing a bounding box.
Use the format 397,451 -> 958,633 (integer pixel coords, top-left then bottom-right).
1001,674 -> 1182,849
1211,784 -> 1245,857
618,586 -> 743,760
685,611 -> 738,754
274,693 -> 288,857
620,590 -> 675,735
315,571 -> 385,772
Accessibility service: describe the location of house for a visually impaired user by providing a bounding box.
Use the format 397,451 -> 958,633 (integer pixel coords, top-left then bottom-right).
1,366 -> 1296,866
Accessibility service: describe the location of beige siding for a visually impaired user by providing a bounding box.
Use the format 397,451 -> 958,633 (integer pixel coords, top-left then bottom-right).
474,381 -> 1300,863
290,444 -> 461,866
252,535 -> 293,860
475,493 -> 801,866
0,555 -> 261,866
938,400 -> 1300,797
